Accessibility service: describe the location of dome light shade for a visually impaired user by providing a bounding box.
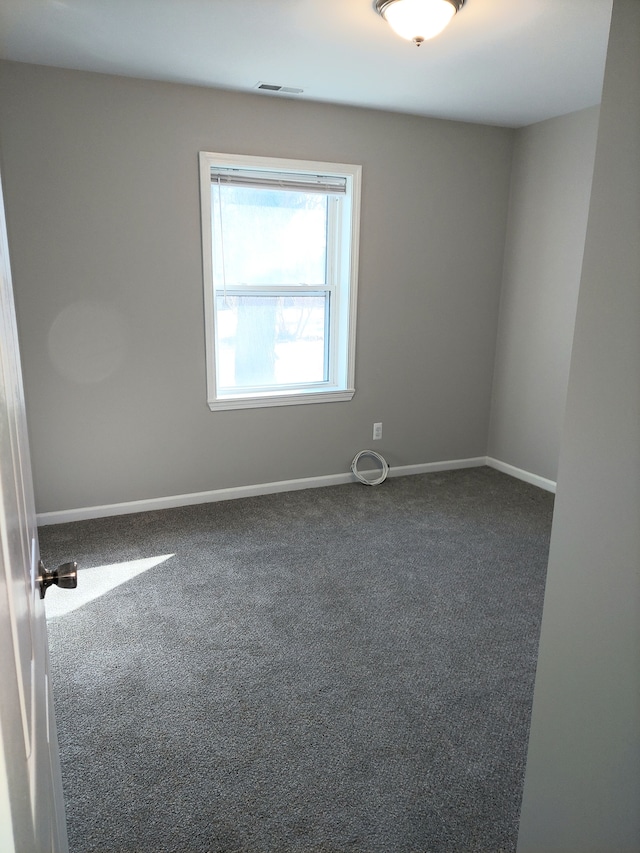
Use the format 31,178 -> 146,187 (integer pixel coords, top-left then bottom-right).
375,0 -> 465,46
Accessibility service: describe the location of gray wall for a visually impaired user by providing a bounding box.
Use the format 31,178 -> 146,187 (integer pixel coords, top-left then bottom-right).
0,62 -> 513,514
518,0 -> 640,849
488,107 -> 599,483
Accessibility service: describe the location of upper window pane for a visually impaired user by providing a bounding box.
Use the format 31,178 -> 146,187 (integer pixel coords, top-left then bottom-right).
211,185 -> 328,287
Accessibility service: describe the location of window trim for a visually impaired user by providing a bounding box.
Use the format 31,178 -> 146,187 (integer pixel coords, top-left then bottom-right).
199,151 -> 361,411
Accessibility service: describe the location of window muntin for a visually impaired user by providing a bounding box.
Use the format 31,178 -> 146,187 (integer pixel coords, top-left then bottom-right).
199,153 -> 361,410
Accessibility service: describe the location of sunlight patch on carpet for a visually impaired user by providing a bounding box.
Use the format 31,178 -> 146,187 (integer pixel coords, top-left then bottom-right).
44,554 -> 175,619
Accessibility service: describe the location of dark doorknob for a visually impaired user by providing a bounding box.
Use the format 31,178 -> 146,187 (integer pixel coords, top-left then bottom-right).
38,560 -> 78,599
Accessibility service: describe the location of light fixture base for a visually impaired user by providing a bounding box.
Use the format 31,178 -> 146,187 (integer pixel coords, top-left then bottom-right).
375,0 -> 466,14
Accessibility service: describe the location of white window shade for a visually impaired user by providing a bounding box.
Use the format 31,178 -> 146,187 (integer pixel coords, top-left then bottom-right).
209,167 -> 347,195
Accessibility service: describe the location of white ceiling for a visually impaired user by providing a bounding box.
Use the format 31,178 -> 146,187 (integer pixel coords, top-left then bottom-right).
0,0 -> 613,128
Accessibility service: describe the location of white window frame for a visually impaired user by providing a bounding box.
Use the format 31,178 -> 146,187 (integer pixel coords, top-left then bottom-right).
199,151 -> 361,411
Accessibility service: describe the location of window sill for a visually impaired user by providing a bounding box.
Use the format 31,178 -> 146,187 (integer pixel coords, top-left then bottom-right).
207,388 -> 355,411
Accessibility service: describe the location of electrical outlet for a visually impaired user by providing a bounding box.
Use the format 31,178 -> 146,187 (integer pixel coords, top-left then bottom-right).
373,422 -> 383,441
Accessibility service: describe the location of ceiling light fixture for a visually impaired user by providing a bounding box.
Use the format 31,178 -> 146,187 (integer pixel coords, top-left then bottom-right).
375,0 -> 465,46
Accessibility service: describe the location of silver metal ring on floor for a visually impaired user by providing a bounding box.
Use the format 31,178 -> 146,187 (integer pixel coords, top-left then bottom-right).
351,450 -> 389,486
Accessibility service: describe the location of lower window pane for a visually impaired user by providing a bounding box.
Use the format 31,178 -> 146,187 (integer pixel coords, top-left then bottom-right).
216,294 -> 329,390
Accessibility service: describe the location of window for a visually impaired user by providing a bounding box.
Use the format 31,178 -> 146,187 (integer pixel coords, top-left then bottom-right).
199,152 -> 361,410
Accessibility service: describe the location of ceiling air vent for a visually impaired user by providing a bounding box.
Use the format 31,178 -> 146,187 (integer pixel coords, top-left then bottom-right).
255,82 -> 304,95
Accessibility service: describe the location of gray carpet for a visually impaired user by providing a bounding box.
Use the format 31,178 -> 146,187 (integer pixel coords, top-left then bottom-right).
41,467 -> 553,853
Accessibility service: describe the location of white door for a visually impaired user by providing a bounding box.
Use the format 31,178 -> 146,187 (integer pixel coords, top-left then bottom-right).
0,170 -> 69,852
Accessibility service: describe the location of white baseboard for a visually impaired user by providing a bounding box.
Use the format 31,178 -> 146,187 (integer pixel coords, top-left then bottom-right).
36,456 -> 488,526
36,455 -> 554,526
486,457 -> 556,493
387,457 -> 487,478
